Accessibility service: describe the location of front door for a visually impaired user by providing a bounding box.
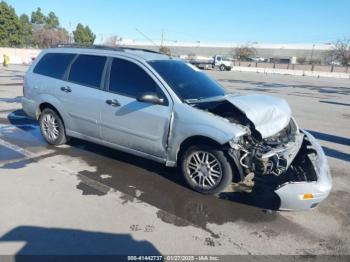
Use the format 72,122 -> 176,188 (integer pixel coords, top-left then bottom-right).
100,57 -> 172,158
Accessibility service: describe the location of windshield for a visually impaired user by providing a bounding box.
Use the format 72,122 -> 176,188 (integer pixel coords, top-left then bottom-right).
148,60 -> 226,102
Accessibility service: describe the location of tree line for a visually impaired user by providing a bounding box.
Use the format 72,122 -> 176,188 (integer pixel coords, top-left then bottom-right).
0,1 -> 96,48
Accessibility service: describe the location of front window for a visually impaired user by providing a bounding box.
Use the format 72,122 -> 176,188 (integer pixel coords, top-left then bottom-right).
148,60 -> 226,102
109,58 -> 161,98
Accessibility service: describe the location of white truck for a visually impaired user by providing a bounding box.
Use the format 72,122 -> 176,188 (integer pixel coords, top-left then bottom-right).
187,55 -> 233,71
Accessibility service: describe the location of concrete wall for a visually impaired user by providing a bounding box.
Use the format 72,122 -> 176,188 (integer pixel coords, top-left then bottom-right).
121,44 -> 330,63
0,47 -> 42,64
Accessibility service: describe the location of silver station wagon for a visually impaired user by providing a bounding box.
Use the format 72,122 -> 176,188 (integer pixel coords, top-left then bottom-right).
22,45 -> 332,210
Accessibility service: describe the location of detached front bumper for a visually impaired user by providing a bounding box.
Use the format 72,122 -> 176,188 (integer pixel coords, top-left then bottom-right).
275,130 -> 332,210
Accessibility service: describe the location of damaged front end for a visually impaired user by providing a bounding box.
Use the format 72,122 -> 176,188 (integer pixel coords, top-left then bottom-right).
228,122 -> 332,210
192,95 -> 332,210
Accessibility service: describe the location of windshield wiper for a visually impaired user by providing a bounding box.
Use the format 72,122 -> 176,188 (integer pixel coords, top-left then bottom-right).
184,98 -> 202,104
184,95 -> 226,104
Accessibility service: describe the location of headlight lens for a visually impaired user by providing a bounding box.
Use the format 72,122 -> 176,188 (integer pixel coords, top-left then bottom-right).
229,136 -> 244,149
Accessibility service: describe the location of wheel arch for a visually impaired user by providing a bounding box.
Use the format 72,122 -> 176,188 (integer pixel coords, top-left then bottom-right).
39,103 -> 63,119
38,102 -> 70,131
177,135 -> 223,163
176,135 -> 243,182
36,94 -> 72,130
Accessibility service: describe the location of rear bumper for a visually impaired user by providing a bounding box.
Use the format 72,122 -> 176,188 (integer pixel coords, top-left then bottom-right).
275,130 -> 332,210
21,97 -> 38,119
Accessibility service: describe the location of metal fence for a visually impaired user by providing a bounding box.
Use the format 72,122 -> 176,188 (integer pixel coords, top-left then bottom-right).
233,61 -> 349,73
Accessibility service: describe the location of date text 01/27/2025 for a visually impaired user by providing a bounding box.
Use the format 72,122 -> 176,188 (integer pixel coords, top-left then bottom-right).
127,255 -> 220,261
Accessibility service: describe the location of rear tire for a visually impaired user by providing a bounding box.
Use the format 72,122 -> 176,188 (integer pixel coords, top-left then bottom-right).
219,65 -> 226,71
39,108 -> 68,145
180,144 -> 233,195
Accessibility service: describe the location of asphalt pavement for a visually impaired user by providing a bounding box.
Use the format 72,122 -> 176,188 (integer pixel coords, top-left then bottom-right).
0,65 -> 349,257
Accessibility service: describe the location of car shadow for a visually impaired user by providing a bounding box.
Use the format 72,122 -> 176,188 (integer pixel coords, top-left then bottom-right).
114,101 -> 152,116
0,226 -> 160,260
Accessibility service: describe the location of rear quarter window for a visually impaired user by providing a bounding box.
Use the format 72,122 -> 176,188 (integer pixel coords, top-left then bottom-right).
33,53 -> 76,79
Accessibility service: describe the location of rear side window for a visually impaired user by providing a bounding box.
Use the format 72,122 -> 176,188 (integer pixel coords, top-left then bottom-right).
109,58 -> 159,98
33,53 -> 75,79
68,55 -> 107,88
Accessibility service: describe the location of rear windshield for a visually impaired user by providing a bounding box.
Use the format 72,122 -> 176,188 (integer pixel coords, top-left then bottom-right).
148,60 -> 226,101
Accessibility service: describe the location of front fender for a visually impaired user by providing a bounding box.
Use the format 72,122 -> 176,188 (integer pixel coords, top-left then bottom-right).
166,103 -> 248,165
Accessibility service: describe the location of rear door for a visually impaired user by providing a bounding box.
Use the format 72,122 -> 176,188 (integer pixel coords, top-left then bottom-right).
57,54 -> 107,138
30,52 -> 76,114
99,57 -> 172,158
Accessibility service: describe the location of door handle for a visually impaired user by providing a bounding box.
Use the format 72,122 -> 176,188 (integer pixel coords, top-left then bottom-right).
105,99 -> 120,107
60,86 -> 72,93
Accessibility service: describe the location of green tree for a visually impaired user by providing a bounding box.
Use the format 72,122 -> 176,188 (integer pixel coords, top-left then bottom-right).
45,11 -> 59,29
73,23 -> 96,45
0,1 -> 22,47
31,7 -> 45,24
19,14 -> 34,47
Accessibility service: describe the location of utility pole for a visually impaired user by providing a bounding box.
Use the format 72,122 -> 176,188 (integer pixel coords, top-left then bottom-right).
310,44 -> 315,62
161,30 -> 164,47
310,44 -> 315,71
68,21 -> 72,43
135,28 -> 160,47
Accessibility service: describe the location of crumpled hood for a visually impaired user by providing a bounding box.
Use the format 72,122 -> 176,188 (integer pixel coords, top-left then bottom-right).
226,94 -> 292,138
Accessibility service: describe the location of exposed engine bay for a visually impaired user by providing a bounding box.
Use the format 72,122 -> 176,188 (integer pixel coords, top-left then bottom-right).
192,99 -> 318,189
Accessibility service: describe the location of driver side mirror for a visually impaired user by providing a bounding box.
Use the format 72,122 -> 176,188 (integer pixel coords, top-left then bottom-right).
137,92 -> 165,105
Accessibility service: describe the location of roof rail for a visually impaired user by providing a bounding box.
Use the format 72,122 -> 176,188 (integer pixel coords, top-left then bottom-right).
121,47 -> 161,54
54,44 -> 161,54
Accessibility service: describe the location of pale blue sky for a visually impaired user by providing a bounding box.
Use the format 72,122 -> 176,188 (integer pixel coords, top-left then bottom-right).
6,0 -> 350,44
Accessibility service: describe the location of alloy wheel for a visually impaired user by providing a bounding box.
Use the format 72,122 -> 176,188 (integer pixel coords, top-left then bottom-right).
186,151 -> 223,189
41,113 -> 60,142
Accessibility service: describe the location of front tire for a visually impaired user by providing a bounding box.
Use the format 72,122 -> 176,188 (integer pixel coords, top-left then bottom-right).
39,108 -> 68,145
219,65 -> 226,71
180,145 -> 233,195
